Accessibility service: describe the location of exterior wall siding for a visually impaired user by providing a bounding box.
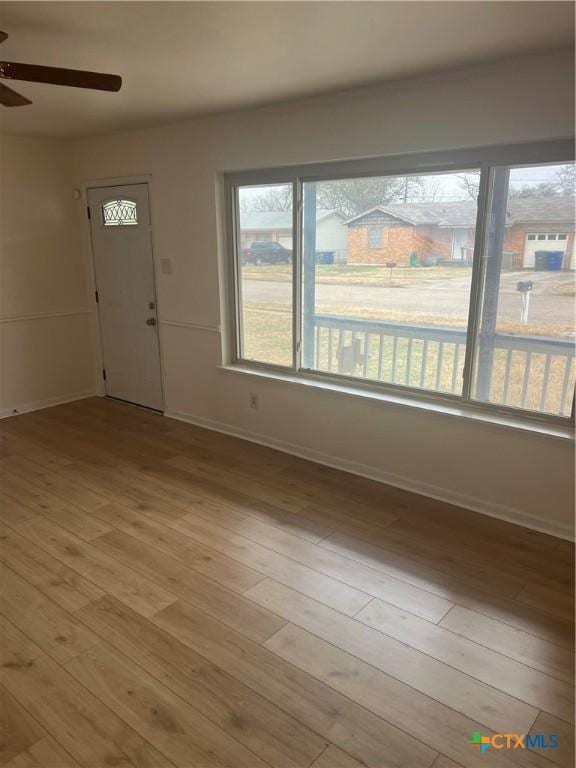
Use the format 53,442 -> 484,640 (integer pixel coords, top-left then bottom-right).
502,226 -> 526,267
566,232 -> 575,269
315,215 -> 348,262
412,225 -> 452,261
349,222 -> 575,267
243,216 -> 574,268
240,229 -> 285,249
347,224 -> 415,264
348,223 -> 453,264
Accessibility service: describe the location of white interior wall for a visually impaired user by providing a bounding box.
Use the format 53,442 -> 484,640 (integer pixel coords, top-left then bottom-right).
11,49 -> 571,536
0,135 -> 98,416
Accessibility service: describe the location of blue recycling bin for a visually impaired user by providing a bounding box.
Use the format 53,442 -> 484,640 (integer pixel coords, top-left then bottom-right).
547,251 -> 564,270
316,251 -> 335,264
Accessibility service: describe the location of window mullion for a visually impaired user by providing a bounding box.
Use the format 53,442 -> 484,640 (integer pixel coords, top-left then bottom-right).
231,184 -> 244,362
461,165 -> 491,403
293,178 -> 303,371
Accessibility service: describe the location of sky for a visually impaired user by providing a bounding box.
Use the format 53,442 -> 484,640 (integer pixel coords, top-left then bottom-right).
239,163 -> 573,206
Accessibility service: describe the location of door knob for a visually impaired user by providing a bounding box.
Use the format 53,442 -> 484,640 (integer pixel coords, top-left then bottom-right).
146,317 -> 157,326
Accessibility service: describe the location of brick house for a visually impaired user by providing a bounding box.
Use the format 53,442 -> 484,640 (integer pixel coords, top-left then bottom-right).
345,197 -> 575,268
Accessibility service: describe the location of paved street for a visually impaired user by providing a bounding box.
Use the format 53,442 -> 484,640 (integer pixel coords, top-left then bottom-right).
243,270 -> 575,329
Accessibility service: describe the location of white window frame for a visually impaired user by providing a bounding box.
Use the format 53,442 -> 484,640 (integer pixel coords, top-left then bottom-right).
224,140 -> 575,427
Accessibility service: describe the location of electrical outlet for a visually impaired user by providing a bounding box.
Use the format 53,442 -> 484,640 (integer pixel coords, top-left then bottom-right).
249,392 -> 259,410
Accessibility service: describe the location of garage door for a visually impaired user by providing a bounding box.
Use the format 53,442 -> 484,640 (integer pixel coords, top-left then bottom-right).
523,233 -> 569,268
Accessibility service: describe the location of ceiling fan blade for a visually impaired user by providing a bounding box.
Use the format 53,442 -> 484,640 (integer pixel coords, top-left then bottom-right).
0,31 -> 8,44
0,61 -> 122,92
0,81 -> 31,106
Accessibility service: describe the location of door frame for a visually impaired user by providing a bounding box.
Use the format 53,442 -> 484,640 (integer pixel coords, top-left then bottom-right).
81,174 -> 166,411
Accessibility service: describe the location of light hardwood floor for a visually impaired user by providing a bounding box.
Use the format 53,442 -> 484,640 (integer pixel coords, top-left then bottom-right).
0,397 -> 574,768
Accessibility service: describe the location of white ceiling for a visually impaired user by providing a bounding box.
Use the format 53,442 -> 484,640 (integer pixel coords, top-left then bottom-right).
0,1 -> 574,139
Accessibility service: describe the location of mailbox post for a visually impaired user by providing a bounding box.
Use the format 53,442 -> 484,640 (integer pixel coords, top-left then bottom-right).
517,280 -> 533,325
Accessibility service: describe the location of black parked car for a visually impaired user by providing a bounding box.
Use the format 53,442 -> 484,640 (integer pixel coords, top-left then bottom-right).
242,241 -> 292,265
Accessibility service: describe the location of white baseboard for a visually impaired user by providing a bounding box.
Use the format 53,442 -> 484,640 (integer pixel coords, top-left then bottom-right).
165,408 -> 575,542
0,389 -> 99,420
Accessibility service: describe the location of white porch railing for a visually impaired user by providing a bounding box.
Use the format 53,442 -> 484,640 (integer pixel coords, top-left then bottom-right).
310,314 -> 575,417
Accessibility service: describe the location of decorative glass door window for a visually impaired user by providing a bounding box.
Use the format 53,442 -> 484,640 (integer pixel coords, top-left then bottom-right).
102,199 -> 138,226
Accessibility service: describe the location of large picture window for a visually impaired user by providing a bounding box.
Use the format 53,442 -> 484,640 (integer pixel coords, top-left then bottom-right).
228,143 -> 575,424
301,171 -> 479,397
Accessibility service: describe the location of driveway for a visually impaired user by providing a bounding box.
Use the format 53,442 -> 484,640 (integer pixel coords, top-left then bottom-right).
242,270 -> 575,328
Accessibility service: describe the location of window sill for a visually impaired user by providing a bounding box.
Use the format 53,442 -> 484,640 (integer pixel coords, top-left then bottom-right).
219,364 -> 574,442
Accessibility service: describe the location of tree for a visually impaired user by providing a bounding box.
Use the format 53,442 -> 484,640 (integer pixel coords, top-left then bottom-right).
315,177 -> 403,217
412,175 -> 444,202
507,164 -> 575,199
239,186 -> 292,213
510,182 -> 559,199
555,164 -> 576,196
457,171 -> 481,201
315,175 -> 439,217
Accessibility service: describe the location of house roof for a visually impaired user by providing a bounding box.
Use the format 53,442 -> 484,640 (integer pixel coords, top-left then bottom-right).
345,197 -> 576,228
241,209 -> 340,230
505,196 -> 576,225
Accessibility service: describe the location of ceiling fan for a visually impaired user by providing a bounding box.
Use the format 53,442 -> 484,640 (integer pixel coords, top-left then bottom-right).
0,30 -> 122,106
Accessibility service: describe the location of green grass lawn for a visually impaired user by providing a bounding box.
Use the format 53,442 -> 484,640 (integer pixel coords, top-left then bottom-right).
241,264 -> 473,286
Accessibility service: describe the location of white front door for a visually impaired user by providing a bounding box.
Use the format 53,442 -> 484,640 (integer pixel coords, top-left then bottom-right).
88,183 -> 163,410
451,229 -> 469,261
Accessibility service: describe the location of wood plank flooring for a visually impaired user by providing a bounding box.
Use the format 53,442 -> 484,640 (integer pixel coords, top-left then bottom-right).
0,397 -> 574,768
